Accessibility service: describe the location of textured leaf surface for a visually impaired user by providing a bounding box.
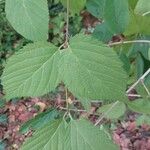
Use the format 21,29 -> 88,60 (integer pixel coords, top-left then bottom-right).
134,0 -> 150,15
59,34 -> 127,100
149,48 -> 150,60
20,109 -> 59,133
5,0 -> 49,41
128,0 -> 139,9
69,119 -> 119,150
124,13 -> 150,35
2,42 -> 60,99
80,99 -> 92,110
93,23 -> 113,43
128,36 -> 150,60
60,0 -> 86,14
21,119 -> 119,150
127,99 -> 150,114
104,0 -> 130,33
136,75 -> 150,98
21,119 -> 66,150
86,0 -> 106,19
136,53 -> 144,78
98,102 -> 126,119
136,115 -> 150,126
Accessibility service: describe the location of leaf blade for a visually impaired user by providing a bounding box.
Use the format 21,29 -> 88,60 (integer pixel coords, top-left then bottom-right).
2,42 -> 60,99
59,34 -> 127,100
5,0 -> 49,41
104,0 -> 130,33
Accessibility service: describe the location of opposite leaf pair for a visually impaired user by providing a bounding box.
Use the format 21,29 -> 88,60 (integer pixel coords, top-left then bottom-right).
2,34 -> 127,101
21,119 -> 119,150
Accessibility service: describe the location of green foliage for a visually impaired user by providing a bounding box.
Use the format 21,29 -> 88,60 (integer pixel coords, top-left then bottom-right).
20,109 -> 60,133
0,140 -> 6,150
2,34 -> 127,101
60,0 -> 86,14
59,34 -> 127,100
93,23 -> 113,43
124,13 -> 150,36
2,42 -> 60,99
128,0 -> 139,9
86,0 -> 105,19
0,1 -> 28,53
134,0 -> 150,15
104,0 -> 130,34
21,119 -> 64,150
127,99 -> 150,114
0,114 -> 7,124
136,53 -> 144,78
136,114 -> 150,126
1,0 -> 150,149
128,36 -> 150,60
98,102 -> 126,119
21,119 -> 119,150
5,0 -> 49,41
136,75 -> 150,98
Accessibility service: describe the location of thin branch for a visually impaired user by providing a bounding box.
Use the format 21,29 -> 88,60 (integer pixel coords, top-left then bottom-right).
59,106 -> 86,112
59,106 -> 100,116
65,87 -> 70,113
126,68 -> 150,94
94,101 -> 119,126
109,40 -> 150,47
141,80 -> 150,96
143,11 -> 150,16
127,94 -> 142,98
64,0 -> 69,46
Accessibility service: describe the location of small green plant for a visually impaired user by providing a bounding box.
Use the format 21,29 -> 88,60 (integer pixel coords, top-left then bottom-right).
1,0 -> 150,149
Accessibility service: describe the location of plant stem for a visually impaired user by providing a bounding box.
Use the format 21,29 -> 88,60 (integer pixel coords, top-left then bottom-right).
126,68 -> 150,94
109,40 -> 150,47
141,80 -> 150,96
64,0 -> 69,46
143,11 -> 150,16
94,101 -> 119,126
127,94 -> 142,98
65,87 -> 69,112
60,106 -> 86,112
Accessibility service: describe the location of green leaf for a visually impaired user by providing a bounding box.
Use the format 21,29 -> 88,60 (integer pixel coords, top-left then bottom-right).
93,23 -> 113,43
69,119 -> 119,150
104,0 -> 130,34
98,102 -> 126,119
60,0 -> 86,14
0,140 -> 6,150
149,48 -> 150,60
134,0 -> 150,16
86,0 -> 106,19
21,119 -> 66,150
124,13 -> 150,35
127,99 -> 150,114
0,114 -> 7,124
59,34 -> 127,100
80,99 -> 91,110
136,53 -> 144,78
128,0 -> 139,9
0,99 -> 5,108
1,42 -> 60,100
5,0 -> 49,41
21,119 -> 119,150
127,36 -> 150,60
136,115 -> 150,126
119,52 -> 130,73
20,109 -> 60,133
136,75 -> 150,98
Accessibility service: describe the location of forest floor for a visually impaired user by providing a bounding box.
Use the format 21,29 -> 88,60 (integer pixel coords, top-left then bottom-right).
0,90 -> 150,150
